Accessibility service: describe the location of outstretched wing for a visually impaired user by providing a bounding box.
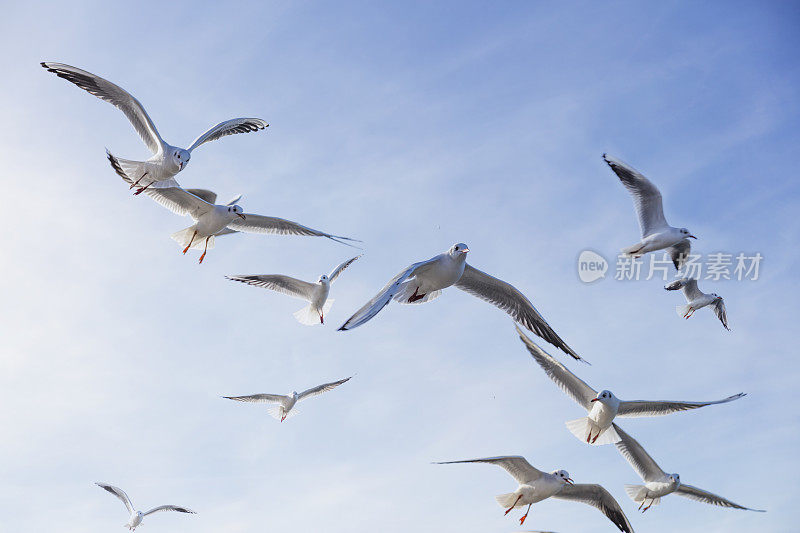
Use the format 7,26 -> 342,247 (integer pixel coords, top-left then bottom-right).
95,483 -> 134,514
223,394 -> 286,404
142,505 -> 196,516
713,298 -> 730,331
455,264 -> 584,362
613,424 -> 665,483
434,456 -> 543,485
668,239 -> 692,270
675,484 -> 764,512
329,255 -> 362,282
187,118 -> 269,152
227,214 -> 360,247
226,274 -> 316,301
516,326 -> 596,409
185,189 -> 217,204
297,376 -> 352,401
554,483 -> 634,533
603,153 -> 668,237
337,259 -> 437,331
42,62 -> 164,154
617,393 -> 745,418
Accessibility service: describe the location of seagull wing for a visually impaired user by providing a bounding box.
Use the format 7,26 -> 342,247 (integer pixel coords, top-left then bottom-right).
329,255 -> 362,282
668,239 -> 692,269
680,278 -> 704,302
603,154 -> 668,237
674,484 -> 764,511
186,118 -> 269,152
142,505 -> 196,516
554,484 -> 634,533
184,189 -> 217,204
516,326 -> 596,409
42,62 -> 164,154
337,258 -> 438,331
226,274 -> 316,301
455,264 -> 583,362
95,483 -> 134,515
225,194 -> 243,206
226,214 -> 360,247
613,424 -> 666,483
617,393 -> 745,417
713,298 -> 730,331
223,394 -> 286,404
434,456 -> 543,485
297,376 -> 352,401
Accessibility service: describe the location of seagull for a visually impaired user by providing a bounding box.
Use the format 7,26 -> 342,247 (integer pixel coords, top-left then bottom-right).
434,456 -> 633,531
516,326 -> 744,444
665,278 -> 729,330
95,483 -> 195,531
41,62 -> 268,194
107,171 -> 359,263
614,424 -> 764,513
338,243 -> 583,362
226,255 -> 361,325
223,376 -> 352,421
184,188 -> 242,237
603,154 -> 695,269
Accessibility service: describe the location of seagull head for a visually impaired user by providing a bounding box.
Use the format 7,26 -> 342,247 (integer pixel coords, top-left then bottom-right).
172,148 -> 191,171
669,473 -> 681,486
318,274 -> 329,284
553,470 -> 573,484
448,243 -> 470,258
591,389 -> 617,406
227,205 -> 246,219
711,293 -> 722,301
679,228 -> 696,239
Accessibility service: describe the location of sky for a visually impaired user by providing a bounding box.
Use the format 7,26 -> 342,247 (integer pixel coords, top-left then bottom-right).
1,1 -> 799,531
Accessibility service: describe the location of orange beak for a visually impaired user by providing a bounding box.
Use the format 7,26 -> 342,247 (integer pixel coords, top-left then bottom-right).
590,398 -> 598,402
237,213 -> 246,220
461,248 -> 469,253
566,478 -> 574,484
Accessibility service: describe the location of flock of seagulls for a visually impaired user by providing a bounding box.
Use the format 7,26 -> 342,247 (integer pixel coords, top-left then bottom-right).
41,60 -> 761,531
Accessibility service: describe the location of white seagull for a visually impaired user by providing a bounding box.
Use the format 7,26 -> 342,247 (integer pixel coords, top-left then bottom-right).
41,62 -> 268,194
665,278 -> 729,330
226,255 -> 361,325
338,243 -> 583,362
95,483 -> 195,531
516,326 -> 744,444
614,425 -> 764,513
603,154 -> 696,269
224,376 -> 352,421
434,456 -> 633,531
107,173 -> 359,263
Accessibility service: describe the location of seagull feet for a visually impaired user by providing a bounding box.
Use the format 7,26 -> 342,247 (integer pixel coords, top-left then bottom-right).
643,501 -> 654,512
592,431 -> 600,444
280,415 -> 286,422
130,171 -> 149,190
504,494 -> 523,515
519,512 -> 529,525
407,287 -> 426,303
198,251 -> 206,264
320,314 -> 324,324
133,181 -> 152,196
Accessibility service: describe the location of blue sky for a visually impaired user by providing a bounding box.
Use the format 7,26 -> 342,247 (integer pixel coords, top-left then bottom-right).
1,1 -> 798,531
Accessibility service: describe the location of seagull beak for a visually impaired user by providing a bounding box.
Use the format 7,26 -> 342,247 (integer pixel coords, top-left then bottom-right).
237,213 -> 246,220
461,248 -> 469,254
590,398 -> 598,402
688,235 -> 697,239
566,478 -> 574,484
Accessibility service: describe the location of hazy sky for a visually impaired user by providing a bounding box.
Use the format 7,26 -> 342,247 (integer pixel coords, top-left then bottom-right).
1,1 -> 798,532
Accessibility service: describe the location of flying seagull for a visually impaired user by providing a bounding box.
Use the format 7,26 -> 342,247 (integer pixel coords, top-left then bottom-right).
434,456 -> 633,531
223,376 -> 352,421
516,326 -> 744,444
665,278 -> 729,330
603,154 -> 695,269
95,483 -> 195,531
614,425 -> 764,513
338,243 -> 583,362
227,255 -> 361,325
41,62 -> 268,194
106,170 -> 359,263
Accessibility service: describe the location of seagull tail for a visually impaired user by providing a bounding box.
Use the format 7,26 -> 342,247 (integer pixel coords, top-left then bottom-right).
294,298 -> 334,326
676,304 -> 692,318
268,405 -> 299,420
170,226 -> 213,251
392,281 -> 442,305
621,242 -> 645,257
624,485 -> 649,503
495,492 -> 523,509
565,417 -> 617,445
